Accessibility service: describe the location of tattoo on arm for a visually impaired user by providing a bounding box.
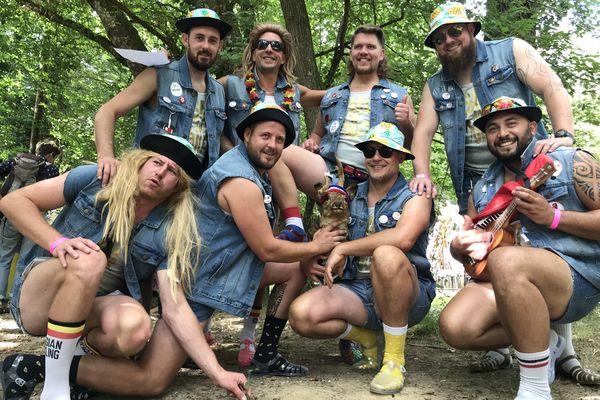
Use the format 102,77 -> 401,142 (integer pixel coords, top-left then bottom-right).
517,46 -> 564,99
266,283 -> 287,316
573,150 -> 600,208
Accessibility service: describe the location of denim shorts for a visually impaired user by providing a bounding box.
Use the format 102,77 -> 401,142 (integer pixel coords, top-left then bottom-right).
337,274 -> 436,331
188,300 -> 215,323
10,257 -> 49,336
552,268 -> 600,324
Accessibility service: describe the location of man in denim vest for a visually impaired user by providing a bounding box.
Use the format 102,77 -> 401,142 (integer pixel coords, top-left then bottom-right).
0,135 -> 249,400
290,122 -> 436,395
409,2 -> 594,384
440,98 -> 600,399
217,22 -> 326,366
94,8 -> 231,186
278,24 -> 416,201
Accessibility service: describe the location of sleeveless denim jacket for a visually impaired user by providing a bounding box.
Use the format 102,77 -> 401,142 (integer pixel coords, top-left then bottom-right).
345,173 -> 436,289
428,38 -> 549,212
224,69 -> 302,146
191,145 -> 275,316
319,78 -> 408,165
473,140 -> 600,291
13,165 -> 172,302
135,56 -> 226,167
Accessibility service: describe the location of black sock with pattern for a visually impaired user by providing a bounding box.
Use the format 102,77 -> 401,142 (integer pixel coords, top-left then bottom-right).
253,316 -> 286,363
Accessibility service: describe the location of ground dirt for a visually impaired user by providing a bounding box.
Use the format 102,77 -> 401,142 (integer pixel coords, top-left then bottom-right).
1,308 -> 599,400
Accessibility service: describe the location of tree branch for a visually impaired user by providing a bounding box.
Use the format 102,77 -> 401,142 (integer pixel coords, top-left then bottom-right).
324,0 -> 350,87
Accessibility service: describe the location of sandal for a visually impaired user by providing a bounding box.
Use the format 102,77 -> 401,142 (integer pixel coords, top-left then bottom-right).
557,355 -> 600,386
469,349 -> 512,372
1,354 -> 44,400
249,353 -> 308,377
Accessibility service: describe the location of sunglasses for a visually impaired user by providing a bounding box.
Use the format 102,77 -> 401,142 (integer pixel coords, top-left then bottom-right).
255,39 -> 285,52
481,97 -> 525,116
432,25 -> 465,46
362,146 -> 394,159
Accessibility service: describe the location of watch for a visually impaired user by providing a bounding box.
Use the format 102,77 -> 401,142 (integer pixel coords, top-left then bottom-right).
554,129 -> 575,142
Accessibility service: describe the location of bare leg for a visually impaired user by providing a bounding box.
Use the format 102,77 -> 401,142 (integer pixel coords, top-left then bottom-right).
280,145 -> 328,200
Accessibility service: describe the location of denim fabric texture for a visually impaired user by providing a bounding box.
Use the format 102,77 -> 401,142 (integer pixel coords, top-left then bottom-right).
192,145 -> 275,317
135,55 -> 226,168
428,38 -> 549,212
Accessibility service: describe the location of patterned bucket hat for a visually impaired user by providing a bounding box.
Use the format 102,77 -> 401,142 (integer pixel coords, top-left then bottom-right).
424,2 -> 481,48
474,97 -> 542,132
176,8 -> 232,38
355,122 -> 415,160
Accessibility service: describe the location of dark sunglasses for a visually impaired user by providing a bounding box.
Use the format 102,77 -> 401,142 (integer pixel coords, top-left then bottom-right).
362,146 -> 394,159
432,25 -> 465,46
255,39 -> 285,52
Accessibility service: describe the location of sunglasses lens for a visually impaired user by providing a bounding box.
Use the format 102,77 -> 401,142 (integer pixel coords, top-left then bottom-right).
379,147 -> 393,158
433,25 -> 464,45
270,41 -> 283,51
363,147 -> 376,158
256,39 -> 284,52
448,25 -> 464,38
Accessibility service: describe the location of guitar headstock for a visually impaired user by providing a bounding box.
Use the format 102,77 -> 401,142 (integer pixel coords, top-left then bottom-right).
529,162 -> 557,190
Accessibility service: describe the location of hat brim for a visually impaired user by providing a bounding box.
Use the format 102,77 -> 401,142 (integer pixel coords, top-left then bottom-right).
140,134 -> 204,180
355,140 -> 415,160
175,17 -> 232,38
473,106 -> 542,132
236,108 -> 295,148
424,21 -> 481,48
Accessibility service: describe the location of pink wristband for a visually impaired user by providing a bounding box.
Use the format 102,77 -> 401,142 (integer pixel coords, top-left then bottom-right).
549,208 -> 561,230
49,237 -> 69,254
416,173 -> 430,180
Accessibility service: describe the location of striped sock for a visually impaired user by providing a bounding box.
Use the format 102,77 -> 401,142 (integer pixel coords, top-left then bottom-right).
514,348 -> 552,400
40,319 -> 85,400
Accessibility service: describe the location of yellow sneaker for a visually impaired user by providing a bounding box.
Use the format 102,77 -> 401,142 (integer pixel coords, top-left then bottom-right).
369,360 -> 405,394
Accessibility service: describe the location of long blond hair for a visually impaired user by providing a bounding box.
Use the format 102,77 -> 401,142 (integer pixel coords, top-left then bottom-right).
95,149 -> 200,300
242,22 -> 297,83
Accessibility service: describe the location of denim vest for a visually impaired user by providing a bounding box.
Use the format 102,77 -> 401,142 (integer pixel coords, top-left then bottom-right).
428,38 -> 549,212
345,173 -> 435,286
473,140 -> 600,290
135,56 -> 227,167
13,165 -> 172,302
224,69 -> 302,146
319,78 -> 408,165
191,145 -> 276,316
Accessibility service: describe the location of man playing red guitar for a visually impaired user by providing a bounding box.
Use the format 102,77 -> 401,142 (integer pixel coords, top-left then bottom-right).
440,97 -> 600,400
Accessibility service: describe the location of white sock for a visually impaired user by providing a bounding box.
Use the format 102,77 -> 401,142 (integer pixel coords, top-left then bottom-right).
41,319 -> 85,400
514,348 -> 552,400
550,322 -> 578,371
337,323 -> 353,340
240,316 -> 259,341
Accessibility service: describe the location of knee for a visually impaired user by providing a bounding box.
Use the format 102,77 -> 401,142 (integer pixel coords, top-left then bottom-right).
67,250 -> 107,284
371,245 -> 410,279
288,297 -> 316,336
439,307 -> 481,350
116,312 -> 152,356
486,248 -> 526,289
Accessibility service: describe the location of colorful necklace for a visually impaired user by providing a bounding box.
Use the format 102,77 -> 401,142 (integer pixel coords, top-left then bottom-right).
245,71 -> 294,111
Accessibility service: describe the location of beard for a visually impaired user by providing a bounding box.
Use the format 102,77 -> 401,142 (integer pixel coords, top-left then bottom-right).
488,129 -> 534,164
438,35 -> 476,78
246,144 -> 280,171
187,47 -> 216,72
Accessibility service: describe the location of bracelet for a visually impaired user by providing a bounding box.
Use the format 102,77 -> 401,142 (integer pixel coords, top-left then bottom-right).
415,173 -> 430,180
49,237 -> 69,254
549,208 -> 561,230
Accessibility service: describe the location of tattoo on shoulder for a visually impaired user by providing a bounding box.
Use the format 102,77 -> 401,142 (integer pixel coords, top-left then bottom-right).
517,46 -> 564,99
573,151 -> 600,206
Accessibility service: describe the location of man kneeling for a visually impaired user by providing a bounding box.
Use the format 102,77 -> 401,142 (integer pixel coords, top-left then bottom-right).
289,122 -> 436,394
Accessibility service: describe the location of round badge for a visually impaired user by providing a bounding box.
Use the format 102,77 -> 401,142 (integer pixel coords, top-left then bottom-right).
162,96 -> 172,104
553,160 -> 562,176
378,215 -> 389,224
330,120 -> 340,133
228,101 -> 237,108
295,102 -> 301,109
170,82 -> 183,97
491,64 -> 498,72
442,92 -> 450,100
447,102 -> 453,108
392,211 -> 401,221
380,94 -> 387,99
178,96 -> 185,104
263,195 -> 272,205
482,186 -> 487,193
391,92 -> 398,99
383,88 -> 391,93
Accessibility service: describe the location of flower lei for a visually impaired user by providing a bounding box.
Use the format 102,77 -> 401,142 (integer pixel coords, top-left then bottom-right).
245,71 -> 295,112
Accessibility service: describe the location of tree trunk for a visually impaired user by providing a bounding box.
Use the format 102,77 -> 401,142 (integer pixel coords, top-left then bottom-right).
29,89 -> 43,153
280,0 -> 322,137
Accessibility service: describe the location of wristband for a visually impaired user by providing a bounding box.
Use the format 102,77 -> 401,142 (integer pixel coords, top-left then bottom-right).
49,237 -> 69,254
415,173 -> 430,180
549,208 -> 561,230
